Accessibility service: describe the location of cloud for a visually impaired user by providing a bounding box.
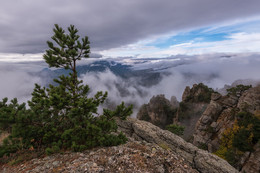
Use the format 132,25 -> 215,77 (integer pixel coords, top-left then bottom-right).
1,0 -> 260,54
79,70 -> 150,115
166,32 -> 260,55
0,53 -> 260,117
89,53 -> 103,59
101,30 -> 260,58
77,53 -> 260,117
147,53 -> 260,100
0,53 -> 43,62
0,63 -> 43,103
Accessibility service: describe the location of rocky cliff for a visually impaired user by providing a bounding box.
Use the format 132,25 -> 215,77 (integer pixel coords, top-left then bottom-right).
176,83 -> 213,140
193,85 -> 260,172
136,83 -> 213,135
136,83 -> 260,172
137,95 -> 177,129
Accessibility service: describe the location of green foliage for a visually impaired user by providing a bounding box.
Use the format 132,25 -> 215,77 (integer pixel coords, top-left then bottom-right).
43,24 -> 90,70
196,83 -> 214,103
0,98 -> 27,133
198,142 -> 208,150
184,83 -> 214,103
235,111 -> 260,145
226,84 -> 252,96
103,102 -> 133,120
215,147 -> 242,168
166,124 -> 185,136
214,111 -> 260,168
0,24 -> 132,159
232,128 -> 253,152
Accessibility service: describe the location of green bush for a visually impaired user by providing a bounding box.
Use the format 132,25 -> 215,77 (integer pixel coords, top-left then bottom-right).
236,111 -> 260,144
166,124 -> 185,136
214,111 -> 260,168
0,24 -> 132,158
184,83 -> 214,103
227,84 -> 252,96
232,128 -> 254,152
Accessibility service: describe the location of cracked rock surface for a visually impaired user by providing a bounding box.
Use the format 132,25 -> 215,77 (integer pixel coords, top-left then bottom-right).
116,117 -> 238,173
1,141 -> 197,173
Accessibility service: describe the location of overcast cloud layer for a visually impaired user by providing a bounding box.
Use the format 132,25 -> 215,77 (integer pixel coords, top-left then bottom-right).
1,0 -> 260,54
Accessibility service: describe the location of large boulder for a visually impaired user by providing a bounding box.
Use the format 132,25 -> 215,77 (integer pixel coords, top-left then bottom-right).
116,117 -> 238,173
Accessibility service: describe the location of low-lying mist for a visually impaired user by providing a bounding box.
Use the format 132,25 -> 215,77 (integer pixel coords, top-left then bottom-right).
1,53 -> 260,116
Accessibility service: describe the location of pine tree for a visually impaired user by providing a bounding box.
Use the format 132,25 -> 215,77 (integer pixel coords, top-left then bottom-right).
0,24 -> 132,158
43,24 -> 90,97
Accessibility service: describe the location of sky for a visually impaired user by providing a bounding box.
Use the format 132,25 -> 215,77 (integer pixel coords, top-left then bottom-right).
1,0 -> 260,112
0,0 -> 260,59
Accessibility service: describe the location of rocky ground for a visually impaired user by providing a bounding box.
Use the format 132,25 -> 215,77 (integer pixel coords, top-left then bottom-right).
1,140 -> 198,173
0,116 -> 238,173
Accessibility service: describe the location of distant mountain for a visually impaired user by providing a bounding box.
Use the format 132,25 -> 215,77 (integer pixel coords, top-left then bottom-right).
38,60 -> 166,87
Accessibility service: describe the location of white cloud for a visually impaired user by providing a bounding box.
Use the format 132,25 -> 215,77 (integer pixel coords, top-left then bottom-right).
0,53 -> 43,62
0,70 -> 41,103
100,32 -> 260,58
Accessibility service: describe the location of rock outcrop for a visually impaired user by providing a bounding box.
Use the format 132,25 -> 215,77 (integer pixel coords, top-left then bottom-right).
193,86 -> 260,150
217,79 -> 260,95
182,83 -> 214,103
176,102 -> 208,140
170,96 -> 179,108
137,95 -> 176,128
176,83 -> 213,140
116,117 -> 238,173
193,85 -> 260,172
137,83 -> 214,139
136,83 -> 259,172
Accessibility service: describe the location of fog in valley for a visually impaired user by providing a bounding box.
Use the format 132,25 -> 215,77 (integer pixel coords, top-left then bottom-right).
0,53 -> 259,116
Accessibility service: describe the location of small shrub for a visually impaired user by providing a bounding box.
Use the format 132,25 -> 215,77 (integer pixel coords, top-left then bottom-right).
227,84 -> 252,96
166,124 -> 185,136
232,128 -> 254,152
198,142 -> 208,150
